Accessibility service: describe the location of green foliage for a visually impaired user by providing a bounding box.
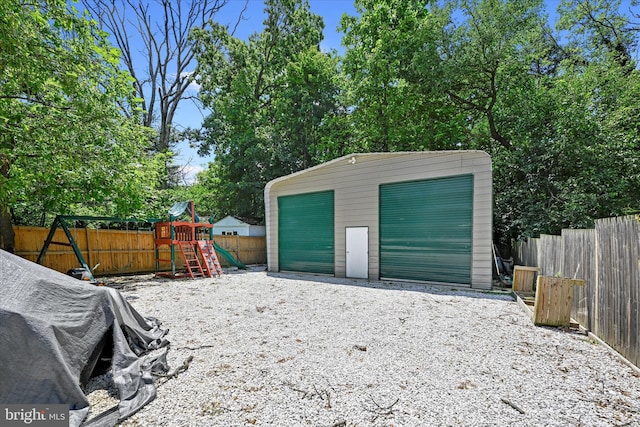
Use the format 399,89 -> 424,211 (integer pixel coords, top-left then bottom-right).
340,0 -> 467,151
273,48 -> 343,169
556,0 -> 636,68
492,4 -> 640,244
191,0 -> 341,220
0,0 -> 160,236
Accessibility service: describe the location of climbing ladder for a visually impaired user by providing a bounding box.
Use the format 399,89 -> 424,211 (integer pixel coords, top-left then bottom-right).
178,241 -> 206,278
197,240 -> 223,277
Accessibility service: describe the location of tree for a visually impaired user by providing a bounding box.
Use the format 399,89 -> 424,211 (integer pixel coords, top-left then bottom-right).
340,0 -> 466,152
430,0 -> 549,151
190,0 -> 334,220
557,0 -> 637,70
0,0 -> 157,252
82,0 -> 233,187
491,0 -> 640,244
272,47 -> 343,170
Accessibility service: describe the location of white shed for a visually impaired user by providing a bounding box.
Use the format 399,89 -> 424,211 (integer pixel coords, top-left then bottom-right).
212,216 -> 266,237
264,151 -> 493,289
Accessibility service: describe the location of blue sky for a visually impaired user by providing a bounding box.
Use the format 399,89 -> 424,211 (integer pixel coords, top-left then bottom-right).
215,0 -> 357,52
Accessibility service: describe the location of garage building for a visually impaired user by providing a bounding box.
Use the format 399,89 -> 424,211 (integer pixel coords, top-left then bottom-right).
264,151 -> 492,289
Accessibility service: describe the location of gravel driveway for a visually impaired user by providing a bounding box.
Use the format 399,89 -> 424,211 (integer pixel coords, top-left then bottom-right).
89,268 -> 640,426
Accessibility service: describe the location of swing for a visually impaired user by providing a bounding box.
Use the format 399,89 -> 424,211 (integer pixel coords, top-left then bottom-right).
66,220 -> 92,281
91,220 -> 102,275
124,221 -> 141,274
37,214 -> 155,280
111,221 -> 132,274
122,221 -> 132,272
106,221 -> 116,273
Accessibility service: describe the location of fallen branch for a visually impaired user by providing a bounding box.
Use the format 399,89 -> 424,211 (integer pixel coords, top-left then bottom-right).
176,344 -> 216,351
370,396 -> 399,412
284,381 -> 310,398
285,381 -> 333,407
366,394 -> 399,421
314,385 -> 332,409
156,355 -> 194,380
501,398 -> 525,414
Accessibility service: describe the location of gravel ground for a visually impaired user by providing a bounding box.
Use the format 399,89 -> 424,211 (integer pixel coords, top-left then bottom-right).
88,267 -> 640,427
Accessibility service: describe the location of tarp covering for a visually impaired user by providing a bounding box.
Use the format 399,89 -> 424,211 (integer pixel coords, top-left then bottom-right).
0,250 -> 170,426
168,201 -> 201,222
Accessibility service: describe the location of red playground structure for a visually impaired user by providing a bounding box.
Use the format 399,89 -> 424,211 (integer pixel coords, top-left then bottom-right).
154,201 -> 223,279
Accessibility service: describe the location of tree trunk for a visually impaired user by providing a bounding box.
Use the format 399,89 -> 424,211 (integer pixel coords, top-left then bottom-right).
0,205 -> 15,253
0,153 -> 15,253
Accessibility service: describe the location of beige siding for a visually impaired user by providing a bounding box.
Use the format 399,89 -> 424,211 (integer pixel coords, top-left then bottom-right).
265,151 -> 492,289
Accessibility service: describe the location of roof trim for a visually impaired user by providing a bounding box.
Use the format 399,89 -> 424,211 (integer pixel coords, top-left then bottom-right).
264,150 -> 490,193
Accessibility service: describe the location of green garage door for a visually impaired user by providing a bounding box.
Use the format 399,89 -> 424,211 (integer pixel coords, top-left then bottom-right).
278,191 -> 334,274
380,175 -> 473,284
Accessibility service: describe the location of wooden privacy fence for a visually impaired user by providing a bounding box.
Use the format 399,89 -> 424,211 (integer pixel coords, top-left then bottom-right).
14,225 -> 267,276
515,215 -> 640,369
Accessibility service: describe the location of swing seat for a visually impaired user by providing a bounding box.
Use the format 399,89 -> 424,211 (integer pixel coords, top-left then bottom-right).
66,268 -> 92,281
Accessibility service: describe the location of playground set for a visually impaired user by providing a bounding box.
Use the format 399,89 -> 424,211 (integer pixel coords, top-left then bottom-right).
37,201 -> 245,281
153,200 -> 223,279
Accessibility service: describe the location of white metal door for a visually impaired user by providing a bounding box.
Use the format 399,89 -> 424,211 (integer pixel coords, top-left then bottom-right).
346,227 -> 368,279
